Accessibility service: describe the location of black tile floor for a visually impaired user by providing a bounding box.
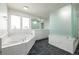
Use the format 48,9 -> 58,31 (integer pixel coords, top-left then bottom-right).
28,38 -> 79,55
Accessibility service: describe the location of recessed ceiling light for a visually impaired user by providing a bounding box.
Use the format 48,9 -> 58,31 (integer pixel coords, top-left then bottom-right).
24,6 -> 29,10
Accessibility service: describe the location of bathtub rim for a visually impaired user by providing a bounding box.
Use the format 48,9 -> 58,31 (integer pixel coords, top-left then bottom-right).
2,36 -> 34,49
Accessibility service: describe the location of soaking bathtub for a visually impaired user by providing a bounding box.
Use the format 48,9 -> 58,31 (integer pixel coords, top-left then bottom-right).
2,29 -> 49,55
2,30 -> 36,55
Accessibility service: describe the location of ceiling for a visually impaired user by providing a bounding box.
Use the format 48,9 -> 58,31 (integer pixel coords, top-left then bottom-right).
7,3 -> 68,19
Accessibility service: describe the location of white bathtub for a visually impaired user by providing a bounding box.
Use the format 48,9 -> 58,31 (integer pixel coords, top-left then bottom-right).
2,29 -> 49,55
2,30 -> 36,55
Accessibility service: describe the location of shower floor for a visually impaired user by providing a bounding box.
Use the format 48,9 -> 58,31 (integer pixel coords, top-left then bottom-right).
28,38 -> 79,55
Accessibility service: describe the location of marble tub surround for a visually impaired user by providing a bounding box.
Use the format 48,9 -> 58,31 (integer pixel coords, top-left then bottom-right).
0,31 -> 8,53
2,37 -> 35,55
2,30 -> 49,55
0,31 -> 8,38
2,30 -> 35,48
2,30 -> 35,55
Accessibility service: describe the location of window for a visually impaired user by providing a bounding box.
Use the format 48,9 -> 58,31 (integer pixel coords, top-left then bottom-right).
10,15 -> 21,30
22,17 -> 30,29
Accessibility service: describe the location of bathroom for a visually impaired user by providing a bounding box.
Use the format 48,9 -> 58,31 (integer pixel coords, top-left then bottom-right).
0,3 -> 79,55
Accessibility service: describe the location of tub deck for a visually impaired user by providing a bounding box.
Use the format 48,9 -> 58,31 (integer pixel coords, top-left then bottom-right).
2,35 -> 35,55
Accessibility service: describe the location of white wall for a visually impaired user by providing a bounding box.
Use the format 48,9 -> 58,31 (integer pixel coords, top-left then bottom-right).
0,3 -> 8,53
0,3 -> 8,17
8,9 -> 30,18
8,9 -> 41,21
0,4 -> 8,35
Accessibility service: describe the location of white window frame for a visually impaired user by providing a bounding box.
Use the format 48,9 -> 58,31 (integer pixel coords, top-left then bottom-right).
22,17 -> 31,30
10,15 -> 21,30
9,14 -> 31,31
